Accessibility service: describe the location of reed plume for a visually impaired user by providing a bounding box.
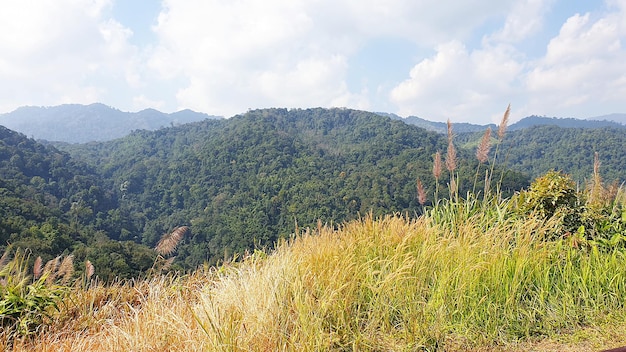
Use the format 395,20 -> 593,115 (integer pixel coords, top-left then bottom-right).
85,260 -> 95,279
476,127 -> 492,164
43,256 -> 61,285
58,255 -> 74,285
433,151 -> 442,180
474,127 -> 492,194
416,178 -> 427,206
33,256 -> 43,280
490,104 -> 511,196
445,119 -> 458,199
445,142 -> 457,172
498,104 -> 510,141
156,226 -> 189,257
433,151 -> 442,202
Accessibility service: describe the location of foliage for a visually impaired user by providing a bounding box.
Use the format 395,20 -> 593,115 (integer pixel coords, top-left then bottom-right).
513,169 -> 626,248
0,249 -> 67,337
56,108 -> 528,269
515,170 -> 579,221
493,125 -> 626,182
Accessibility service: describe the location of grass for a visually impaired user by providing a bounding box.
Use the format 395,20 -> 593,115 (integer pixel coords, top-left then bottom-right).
5,195 -> 626,351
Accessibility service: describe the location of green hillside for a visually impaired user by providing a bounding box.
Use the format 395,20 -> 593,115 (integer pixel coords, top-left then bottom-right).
457,125 -> 626,183
60,108 -> 527,268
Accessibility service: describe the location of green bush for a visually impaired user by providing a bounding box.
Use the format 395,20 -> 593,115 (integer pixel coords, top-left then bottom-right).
0,250 -> 67,336
514,170 -> 582,235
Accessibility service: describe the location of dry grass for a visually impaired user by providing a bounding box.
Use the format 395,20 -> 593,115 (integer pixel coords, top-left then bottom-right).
6,211 -> 626,351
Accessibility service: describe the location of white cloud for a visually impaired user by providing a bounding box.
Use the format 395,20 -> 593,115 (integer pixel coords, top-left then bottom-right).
0,0 -> 141,112
2,0 -> 623,122
487,0 -> 554,43
149,0 -> 518,117
389,41 -> 523,122
390,0 -> 626,122
524,3 -> 626,117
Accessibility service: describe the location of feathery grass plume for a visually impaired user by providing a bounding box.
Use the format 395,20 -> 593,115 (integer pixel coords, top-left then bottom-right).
591,151 -> 602,200
433,151 -> 442,180
417,178 -> 427,206
476,127 -> 492,164
473,127 -> 492,194
497,104 -> 510,141
433,151 -> 442,203
490,104 -> 511,197
161,257 -> 176,271
58,255 -> 74,285
445,119 -> 459,200
156,226 -> 189,257
33,256 -> 43,280
85,260 -> 95,280
43,256 -> 61,285
0,248 -> 10,269
445,141 -> 457,172
445,119 -> 457,172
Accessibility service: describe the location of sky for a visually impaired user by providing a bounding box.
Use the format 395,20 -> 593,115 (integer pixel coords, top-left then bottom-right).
1,0 -> 625,124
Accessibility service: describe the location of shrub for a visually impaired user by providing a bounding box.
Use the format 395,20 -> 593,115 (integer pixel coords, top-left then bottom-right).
0,249 -> 67,337
514,170 -> 582,235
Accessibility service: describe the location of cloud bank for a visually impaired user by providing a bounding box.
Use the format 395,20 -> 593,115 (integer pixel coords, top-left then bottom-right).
0,0 -> 625,123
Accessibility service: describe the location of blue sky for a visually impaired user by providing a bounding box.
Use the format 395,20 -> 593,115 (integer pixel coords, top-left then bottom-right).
1,0 -> 625,124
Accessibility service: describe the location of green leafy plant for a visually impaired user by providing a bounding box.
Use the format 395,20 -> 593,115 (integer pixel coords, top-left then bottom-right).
0,249 -> 67,337
514,170 -> 582,235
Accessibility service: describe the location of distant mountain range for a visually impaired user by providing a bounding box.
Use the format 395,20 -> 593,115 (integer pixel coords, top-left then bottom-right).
0,103 -> 221,143
381,112 -> 626,134
0,103 -> 624,143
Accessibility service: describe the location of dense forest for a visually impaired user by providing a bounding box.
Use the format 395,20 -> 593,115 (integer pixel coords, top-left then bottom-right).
457,124 -> 626,183
2,107 -> 625,278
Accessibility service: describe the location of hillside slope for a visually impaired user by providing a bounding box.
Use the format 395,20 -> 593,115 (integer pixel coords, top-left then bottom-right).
485,125 -> 626,182
58,108 -> 528,267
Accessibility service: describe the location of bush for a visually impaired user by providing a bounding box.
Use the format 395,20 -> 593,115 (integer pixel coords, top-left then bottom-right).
0,249 -> 67,337
514,170 -> 582,235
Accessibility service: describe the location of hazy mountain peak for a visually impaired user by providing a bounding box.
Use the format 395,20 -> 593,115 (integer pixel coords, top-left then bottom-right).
0,104 -> 221,143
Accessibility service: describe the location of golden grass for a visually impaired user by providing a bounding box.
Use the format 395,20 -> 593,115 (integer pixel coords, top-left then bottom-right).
7,213 -> 626,351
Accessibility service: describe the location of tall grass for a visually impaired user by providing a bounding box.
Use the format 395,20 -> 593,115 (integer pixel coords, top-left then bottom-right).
12,204 -> 626,351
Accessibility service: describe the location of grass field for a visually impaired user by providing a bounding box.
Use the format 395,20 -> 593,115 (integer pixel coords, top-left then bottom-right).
4,193 -> 626,350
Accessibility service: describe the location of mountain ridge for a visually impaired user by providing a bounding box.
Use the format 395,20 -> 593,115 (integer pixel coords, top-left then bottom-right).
1,103 -> 625,144
0,103 -> 221,143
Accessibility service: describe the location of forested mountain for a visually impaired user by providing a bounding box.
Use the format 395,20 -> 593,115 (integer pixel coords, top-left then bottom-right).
7,106 -> 626,277
501,125 -> 626,183
0,103 -> 221,143
456,124 -> 626,183
0,126 -> 156,279
380,112 -> 496,133
509,115 -> 625,130
591,113 -> 626,124
56,108 -> 527,268
382,112 -> 624,134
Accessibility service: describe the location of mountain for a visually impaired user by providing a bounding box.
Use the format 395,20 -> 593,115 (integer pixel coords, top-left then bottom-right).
382,112 -> 626,134
55,108 -> 528,268
590,113 -> 626,125
509,115 -> 625,130
500,125 -> 626,183
0,103 -> 221,143
5,106 -> 626,275
380,112 -> 496,133
0,126 -> 157,279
